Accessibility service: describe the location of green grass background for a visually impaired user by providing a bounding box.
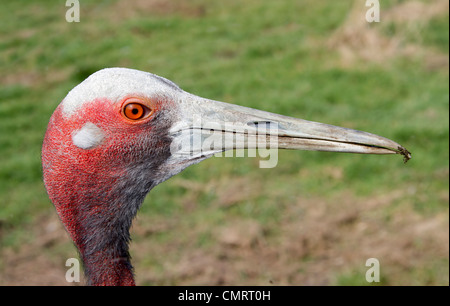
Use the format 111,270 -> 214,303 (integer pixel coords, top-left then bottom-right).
0,0 -> 448,285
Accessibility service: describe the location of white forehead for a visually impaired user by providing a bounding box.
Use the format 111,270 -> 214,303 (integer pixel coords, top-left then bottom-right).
61,68 -> 182,116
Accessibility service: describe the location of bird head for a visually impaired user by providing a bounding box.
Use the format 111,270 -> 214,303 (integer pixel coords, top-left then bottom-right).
42,68 -> 410,285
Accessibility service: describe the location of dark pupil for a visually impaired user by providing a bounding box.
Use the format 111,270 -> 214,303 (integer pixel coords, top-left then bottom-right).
132,108 -> 139,115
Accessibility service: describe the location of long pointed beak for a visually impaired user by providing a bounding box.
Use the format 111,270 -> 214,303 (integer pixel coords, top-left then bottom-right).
169,92 -> 411,165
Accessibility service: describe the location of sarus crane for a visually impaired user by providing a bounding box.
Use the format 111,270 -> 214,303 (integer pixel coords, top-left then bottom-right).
42,68 -> 411,285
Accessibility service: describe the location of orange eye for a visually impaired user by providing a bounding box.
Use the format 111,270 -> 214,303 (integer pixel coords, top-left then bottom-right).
123,103 -> 148,120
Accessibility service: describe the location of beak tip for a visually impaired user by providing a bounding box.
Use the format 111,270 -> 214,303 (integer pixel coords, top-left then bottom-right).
397,146 -> 412,163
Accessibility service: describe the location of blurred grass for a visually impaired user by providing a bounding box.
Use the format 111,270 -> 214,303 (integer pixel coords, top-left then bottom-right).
0,0 -> 448,285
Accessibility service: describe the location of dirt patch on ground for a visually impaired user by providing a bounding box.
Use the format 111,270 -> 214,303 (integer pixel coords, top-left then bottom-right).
3,187 -> 446,286
0,67 -> 73,88
111,0 -> 206,19
384,0 -> 449,23
134,190 -> 448,286
327,0 -> 449,70
0,214 -> 76,286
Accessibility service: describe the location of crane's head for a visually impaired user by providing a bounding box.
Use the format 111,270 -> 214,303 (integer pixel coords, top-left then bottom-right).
42,68 -> 410,285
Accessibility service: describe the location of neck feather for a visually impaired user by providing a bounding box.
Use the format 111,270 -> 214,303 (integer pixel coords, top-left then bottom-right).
82,239 -> 135,286
44,161 -> 155,285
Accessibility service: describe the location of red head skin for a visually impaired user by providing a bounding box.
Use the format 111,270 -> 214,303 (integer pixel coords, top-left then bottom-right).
42,96 -> 174,285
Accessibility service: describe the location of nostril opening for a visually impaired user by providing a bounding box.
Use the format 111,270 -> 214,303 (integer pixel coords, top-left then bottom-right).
247,121 -> 279,130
